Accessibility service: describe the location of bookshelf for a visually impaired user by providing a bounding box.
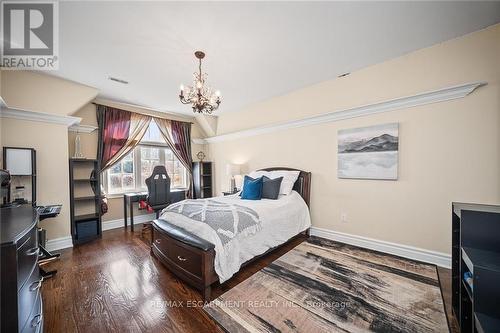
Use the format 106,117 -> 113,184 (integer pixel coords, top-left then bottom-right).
452,203 -> 500,333
192,162 -> 212,199
69,158 -> 102,244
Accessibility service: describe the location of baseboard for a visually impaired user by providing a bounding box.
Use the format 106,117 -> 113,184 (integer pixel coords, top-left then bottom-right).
43,214 -> 155,251
102,213 -> 155,231
309,227 -> 451,268
45,236 -> 73,252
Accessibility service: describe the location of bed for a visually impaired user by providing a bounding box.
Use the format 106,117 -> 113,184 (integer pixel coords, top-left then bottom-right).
150,167 -> 311,301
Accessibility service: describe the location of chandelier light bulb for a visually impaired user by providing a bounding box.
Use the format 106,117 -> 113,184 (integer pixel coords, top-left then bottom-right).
179,51 -> 222,114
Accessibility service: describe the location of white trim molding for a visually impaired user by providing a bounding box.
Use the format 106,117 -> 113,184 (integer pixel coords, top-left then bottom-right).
45,236 -> 73,252
205,81 -> 486,143
102,213 -> 155,231
0,106 -> 81,127
43,214 -> 155,251
69,124 -> 98,133
94,98 -> 195,122
310,227 -> 451,268
192,138 -> 207,145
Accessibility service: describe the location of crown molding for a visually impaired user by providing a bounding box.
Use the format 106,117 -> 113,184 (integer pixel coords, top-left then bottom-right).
205,81 -> 486,143
69,124 -> 98,133
191,138 -> 207,145
0,106 -> 81,127
93,98 -> 195,122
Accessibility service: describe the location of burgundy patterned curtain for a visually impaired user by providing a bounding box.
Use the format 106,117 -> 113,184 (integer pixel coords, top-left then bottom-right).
172,120 -> 193,198
96,104 -> 151,171
155,118 -> 193,198
171,120 -> 193,173
101,107 -> 131,168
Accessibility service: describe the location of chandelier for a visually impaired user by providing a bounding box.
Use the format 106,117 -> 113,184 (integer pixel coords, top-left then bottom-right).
179,51 -> 221,114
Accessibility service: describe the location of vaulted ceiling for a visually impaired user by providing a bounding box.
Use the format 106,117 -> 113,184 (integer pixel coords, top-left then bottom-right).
51,1 -> 500,115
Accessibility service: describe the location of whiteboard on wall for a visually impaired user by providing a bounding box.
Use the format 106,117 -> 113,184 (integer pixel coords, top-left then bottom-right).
6,149 -> 32,175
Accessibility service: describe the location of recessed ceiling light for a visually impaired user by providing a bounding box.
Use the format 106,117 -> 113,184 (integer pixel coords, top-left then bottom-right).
108,76 -> 129,84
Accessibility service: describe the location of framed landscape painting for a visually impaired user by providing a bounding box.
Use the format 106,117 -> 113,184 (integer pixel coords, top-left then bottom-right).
338,123 -> 399,180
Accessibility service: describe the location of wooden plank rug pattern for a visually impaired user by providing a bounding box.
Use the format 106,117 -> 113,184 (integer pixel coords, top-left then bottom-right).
204,237 -> 449,333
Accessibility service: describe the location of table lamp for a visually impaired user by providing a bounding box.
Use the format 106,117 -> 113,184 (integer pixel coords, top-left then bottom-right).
226,164 -> 241,192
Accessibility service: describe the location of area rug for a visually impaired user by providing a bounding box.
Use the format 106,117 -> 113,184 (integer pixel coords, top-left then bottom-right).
204,237 -> 449,333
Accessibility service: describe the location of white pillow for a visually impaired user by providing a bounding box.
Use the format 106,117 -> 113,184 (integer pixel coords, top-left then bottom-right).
268,170 -> 300,195
248,170 -> 269,179
243,170 -> 300,195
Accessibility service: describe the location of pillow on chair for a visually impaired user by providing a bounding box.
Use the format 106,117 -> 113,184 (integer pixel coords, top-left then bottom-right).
240,176 -> 263,200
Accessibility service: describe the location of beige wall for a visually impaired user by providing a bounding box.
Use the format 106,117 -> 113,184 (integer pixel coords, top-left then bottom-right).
1,71 -> 98,115
70,102 -> 208,222
210,24 -> 500,254
1,118 -> 71,239
1,71 -> 100,241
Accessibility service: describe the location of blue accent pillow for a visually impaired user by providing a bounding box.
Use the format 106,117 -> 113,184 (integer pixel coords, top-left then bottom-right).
240,175 -> 263,200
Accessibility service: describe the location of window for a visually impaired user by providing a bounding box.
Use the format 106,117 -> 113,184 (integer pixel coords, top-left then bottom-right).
108,151 -> 135,192
104,122 -> 188,195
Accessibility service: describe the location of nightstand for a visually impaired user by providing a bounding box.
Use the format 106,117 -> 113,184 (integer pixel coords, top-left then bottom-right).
222,190 -> 238,196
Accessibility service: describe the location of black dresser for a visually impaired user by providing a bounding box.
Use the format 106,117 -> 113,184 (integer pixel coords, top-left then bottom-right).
1,206 -> 43,333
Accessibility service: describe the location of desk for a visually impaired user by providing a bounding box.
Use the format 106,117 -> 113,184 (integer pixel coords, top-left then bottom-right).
222,190 -> 238,196
123,190 -> 186,231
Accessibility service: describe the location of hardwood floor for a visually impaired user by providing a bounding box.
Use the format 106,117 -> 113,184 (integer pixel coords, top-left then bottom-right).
437,266 -> 460,333
41,226 -> 458,332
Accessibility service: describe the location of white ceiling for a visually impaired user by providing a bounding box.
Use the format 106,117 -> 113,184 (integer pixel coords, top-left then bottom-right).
53,1 -> 500,115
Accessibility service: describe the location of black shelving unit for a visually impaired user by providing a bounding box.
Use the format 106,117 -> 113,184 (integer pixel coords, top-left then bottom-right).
69,159 -> 102,244
192,162 -> 212,199
452,202 -> 500,333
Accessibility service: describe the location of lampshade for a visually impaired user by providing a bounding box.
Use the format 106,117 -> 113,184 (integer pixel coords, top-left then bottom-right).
226,164 -> 241,176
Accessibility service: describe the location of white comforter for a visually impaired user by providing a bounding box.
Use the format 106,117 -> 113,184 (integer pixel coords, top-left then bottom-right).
159,191 -> 311,282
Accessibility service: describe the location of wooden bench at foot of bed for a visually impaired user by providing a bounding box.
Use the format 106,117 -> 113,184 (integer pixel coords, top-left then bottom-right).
151,219 -> 218,301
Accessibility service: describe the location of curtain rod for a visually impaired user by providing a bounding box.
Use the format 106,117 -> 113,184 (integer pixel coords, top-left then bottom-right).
92,102 -> 194,124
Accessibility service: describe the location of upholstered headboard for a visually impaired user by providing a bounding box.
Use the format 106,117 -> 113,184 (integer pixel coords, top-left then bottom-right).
257,167 -> 311,208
